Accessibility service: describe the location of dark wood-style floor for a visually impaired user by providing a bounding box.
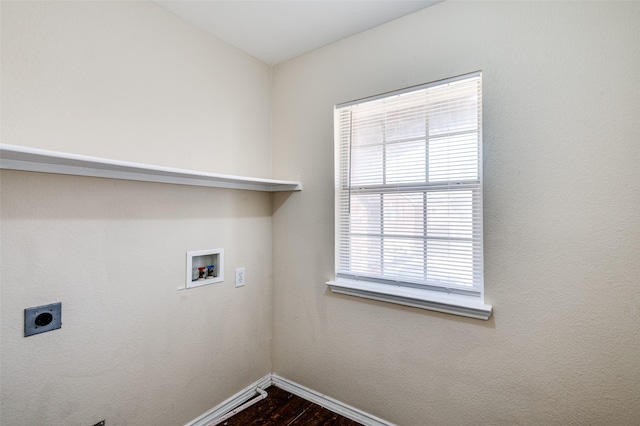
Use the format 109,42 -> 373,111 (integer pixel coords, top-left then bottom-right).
221,386 -> 363,426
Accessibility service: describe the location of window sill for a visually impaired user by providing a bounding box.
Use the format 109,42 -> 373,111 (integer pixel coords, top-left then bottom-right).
326,278 -> 492,320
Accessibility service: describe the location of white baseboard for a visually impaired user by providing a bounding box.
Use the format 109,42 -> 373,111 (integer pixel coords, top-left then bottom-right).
185,374 -> 272,426
185,373 -> 394,426
271,374 -> 394,426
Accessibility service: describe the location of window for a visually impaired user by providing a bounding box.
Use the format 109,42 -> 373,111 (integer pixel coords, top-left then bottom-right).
327,72 -> 492,320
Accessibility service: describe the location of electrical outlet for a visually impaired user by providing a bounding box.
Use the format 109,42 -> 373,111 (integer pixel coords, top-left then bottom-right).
24,302 -> 62,337
235,267 -> 245,287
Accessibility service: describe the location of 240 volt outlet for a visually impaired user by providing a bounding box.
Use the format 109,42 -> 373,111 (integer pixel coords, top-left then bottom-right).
24,302 -> 62,337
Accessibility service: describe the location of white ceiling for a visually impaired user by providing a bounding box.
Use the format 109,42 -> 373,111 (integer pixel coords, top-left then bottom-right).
154,1 -> 441,65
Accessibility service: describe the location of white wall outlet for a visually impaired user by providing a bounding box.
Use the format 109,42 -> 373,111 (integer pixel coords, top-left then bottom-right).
235,267 -> 245,287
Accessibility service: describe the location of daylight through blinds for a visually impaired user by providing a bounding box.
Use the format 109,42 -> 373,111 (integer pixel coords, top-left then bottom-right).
335,72 -> 483,295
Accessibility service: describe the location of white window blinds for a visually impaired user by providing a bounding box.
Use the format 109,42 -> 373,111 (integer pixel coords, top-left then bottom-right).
334,72 -> 483,297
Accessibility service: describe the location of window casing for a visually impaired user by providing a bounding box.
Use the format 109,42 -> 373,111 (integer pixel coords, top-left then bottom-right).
328,72 -> 491,320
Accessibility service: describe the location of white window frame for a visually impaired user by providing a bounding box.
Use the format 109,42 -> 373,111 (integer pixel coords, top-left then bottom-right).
327,72 -> 492,320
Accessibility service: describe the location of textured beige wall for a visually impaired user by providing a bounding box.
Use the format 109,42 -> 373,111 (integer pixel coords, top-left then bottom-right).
1,173 -> 273,425
272,2 -> 640,425
1,1 -> 272,177
1,2 -> 273,425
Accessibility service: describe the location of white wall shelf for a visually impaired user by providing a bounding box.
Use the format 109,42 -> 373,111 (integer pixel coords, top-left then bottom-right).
0,144 -> 302,192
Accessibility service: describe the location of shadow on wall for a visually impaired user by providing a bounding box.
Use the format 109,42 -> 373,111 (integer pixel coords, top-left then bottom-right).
0,170 -> 272,221
324,288 -> 497,329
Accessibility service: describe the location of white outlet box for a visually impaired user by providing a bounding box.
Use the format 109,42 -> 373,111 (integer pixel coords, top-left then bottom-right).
235,267 -> 245,287
186,249 -> 224,289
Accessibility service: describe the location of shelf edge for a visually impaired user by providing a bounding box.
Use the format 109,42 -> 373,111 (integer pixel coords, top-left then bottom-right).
0,144 -> 302,192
